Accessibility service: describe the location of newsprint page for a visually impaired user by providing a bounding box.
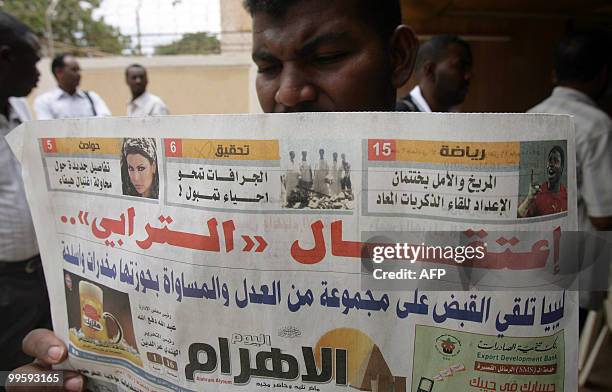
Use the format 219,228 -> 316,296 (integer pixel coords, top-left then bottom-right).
9,113 -> 578,392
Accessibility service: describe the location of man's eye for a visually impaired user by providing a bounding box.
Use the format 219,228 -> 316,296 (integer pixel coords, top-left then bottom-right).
313,52 -> 348,65
257,64 -> 281,75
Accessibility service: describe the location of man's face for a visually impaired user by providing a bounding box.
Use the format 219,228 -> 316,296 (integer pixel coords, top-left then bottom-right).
432,43 -> 472,108
252,0 -> 404,113
4,33 -> 40,97
547,149 -> 563,185
126,66 -> 148,97
56,55 -> 81,92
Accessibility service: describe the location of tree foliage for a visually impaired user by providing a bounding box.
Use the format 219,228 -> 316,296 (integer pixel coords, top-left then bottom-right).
154,32 -> 220,55
0,0 -> 129,55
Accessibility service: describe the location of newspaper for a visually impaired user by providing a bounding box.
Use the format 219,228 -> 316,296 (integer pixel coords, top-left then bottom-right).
9,112 -> 578,392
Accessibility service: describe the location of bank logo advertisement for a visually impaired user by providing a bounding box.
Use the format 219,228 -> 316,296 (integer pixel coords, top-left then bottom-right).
413,325 -> 564,392
435,334 -> 462,358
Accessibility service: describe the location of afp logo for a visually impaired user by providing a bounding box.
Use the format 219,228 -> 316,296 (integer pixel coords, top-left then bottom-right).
435,335 -> 461,358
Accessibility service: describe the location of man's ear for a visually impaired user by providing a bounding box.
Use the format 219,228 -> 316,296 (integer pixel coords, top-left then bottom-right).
0,45 -> 12,65
390,25 -> 418,88
0,46 -> 13,80
422,59 -> 436,82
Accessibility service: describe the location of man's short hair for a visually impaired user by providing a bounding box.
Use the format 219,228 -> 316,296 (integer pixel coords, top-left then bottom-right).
549,145 -> 565,170
0,11 -> 35,54
51,53 -> 72,75
554,29 -> 611,83
125,63 -> 146,77
416,34 -> 471,71
243,0 -> 402,39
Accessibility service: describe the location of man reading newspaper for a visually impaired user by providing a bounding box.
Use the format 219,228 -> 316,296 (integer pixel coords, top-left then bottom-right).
10,1 -> 577,392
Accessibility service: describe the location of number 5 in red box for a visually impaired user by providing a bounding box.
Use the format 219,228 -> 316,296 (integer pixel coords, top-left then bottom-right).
41,138 -> 57,153
165,139 -> 182,157
368,139 -> 396,161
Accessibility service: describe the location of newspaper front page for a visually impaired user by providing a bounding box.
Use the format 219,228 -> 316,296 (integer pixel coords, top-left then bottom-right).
9,113 -> 577,392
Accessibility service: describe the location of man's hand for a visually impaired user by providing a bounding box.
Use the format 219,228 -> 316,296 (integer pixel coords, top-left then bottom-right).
517,169 -> 540,218
526,169 -> 541,200
6,329 -> 85,392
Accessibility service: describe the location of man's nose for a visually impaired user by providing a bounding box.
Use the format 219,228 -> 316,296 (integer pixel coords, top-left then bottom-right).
275,64 -> 316,109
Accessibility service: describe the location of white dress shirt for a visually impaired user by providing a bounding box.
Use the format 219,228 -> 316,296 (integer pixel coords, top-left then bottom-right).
529,86 -> 612,231
409,86 -> 433,112
127,92 -> 169,116
0,98 -> 38,261
34,87 -> 111,119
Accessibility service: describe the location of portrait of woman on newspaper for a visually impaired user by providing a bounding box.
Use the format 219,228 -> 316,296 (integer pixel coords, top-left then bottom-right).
120,138 -> 159,199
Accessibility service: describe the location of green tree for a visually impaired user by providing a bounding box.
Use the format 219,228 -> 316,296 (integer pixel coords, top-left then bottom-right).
0,0 -> 129,55
154,32 -> 220,55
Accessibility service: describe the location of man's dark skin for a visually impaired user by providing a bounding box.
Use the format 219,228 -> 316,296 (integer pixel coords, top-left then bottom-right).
54,55 -> 81,96
9,1 -> 418,390
126,65 -> 148,101
418,42 -> 472,112
252,0 -> 416,112
0,32 -> 40,118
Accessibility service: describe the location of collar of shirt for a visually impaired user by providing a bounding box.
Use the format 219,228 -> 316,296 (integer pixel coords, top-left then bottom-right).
409,86 -> 433,113
54,87 -> 87,100
0,98 -> 29,136
551,86 -> 597,107
129,91 -> 150,108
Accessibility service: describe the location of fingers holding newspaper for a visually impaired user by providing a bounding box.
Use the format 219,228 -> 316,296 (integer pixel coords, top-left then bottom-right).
6,329 -> 85,392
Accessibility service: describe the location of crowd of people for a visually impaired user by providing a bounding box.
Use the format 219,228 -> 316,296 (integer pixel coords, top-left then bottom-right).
0,0 -> 611,390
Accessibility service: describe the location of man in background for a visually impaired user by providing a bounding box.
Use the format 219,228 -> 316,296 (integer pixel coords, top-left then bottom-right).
529,29 -> 612,318
530,29 -> 612,231
0,11 -> 52,371
396,34 -> 472,112
126,63 -> 169,116
34,53 -> 110,119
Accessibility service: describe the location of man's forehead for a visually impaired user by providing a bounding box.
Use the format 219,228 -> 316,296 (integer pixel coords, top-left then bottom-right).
64,56 -> 79,66
128,67 -> 146,76
252,0 -> 362,50
447,43 -> 472,61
